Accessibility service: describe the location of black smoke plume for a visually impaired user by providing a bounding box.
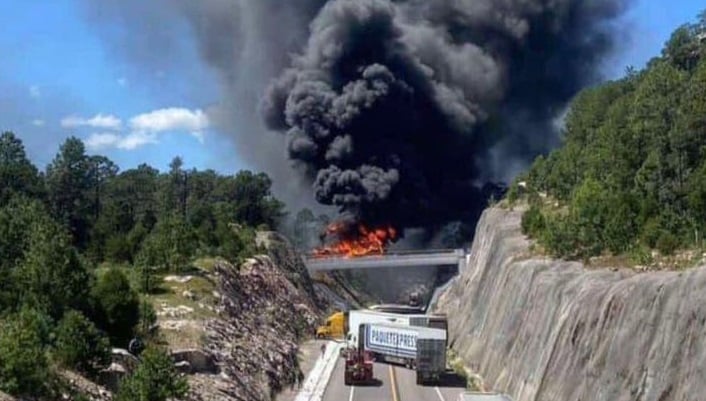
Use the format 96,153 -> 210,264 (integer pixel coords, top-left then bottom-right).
262,0 -> 627,233
77,0 -> 628,238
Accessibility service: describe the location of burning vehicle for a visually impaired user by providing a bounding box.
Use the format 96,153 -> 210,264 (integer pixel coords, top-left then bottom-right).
313,221 -> 397,258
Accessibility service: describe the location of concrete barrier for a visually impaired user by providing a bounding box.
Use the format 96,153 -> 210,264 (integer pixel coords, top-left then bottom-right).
294,341 -> 343,401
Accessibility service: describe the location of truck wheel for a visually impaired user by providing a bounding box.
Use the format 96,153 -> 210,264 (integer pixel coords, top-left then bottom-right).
416,372 -> 423,386
344,377 -> 351,386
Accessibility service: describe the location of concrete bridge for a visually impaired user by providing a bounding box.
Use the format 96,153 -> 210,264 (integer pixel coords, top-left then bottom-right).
304,249 -> 467,272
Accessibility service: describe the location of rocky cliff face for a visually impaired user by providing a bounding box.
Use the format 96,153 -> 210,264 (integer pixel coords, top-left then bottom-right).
435,207 -> 706,401
188,233 -> 326,401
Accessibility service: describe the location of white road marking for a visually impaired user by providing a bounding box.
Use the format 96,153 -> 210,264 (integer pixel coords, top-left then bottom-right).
348,385 -> 355,401
434,386 -> 446,401
295,341 -> 343,401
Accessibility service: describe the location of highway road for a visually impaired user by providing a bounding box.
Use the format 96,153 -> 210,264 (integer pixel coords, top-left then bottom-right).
323,357 -> 467,401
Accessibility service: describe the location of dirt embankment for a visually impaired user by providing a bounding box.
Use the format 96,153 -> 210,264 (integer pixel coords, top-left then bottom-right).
435,207 -> 706,401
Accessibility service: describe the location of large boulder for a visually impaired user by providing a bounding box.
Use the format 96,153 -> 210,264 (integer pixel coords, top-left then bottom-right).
171,349 -> 218,374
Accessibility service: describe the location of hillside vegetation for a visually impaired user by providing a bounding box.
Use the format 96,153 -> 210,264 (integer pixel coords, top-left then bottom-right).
0,134 -> 284,399
513,11 -> 706,263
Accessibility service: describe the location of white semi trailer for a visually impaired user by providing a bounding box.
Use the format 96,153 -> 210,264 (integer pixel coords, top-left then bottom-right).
346,310 -> 447,347
361,322 -> 447,385
346,310 -> 412,346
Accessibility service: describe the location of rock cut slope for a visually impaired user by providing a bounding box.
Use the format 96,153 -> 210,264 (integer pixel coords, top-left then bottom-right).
435,207 -> 706,401
187,233 -> 327,401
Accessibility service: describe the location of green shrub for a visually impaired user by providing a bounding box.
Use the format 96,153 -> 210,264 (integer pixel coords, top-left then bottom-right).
127,222 -> 150,262
217,223 -> 257,265
13,216 -> 91,319
115,347 -> 188,401
137,299 -> 157,339
603,197 -> 638,254
629,244 -> 654,266
105,235 -> 132,263
53,310 -> 111,376
640,219 -> 663,248
448,354 -> 482,391
91,268 -> 140,347
136,214 -> 197,273
541,215 -> 578,259
506,181 -> 525,205
0,308 -> 53,397
135,262 -> 157,294
656,231 -> 680,255
521,206 -> 545,237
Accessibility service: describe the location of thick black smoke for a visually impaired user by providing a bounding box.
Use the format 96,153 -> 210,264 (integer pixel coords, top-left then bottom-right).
262,0 -> 626,232
77,0 -> 628,237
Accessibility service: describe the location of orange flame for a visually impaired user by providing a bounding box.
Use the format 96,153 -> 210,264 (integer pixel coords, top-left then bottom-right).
313,222 -> 398,258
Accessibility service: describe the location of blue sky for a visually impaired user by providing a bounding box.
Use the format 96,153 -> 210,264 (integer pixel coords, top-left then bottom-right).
0,0 -> 703,174
607,1 -> 705,77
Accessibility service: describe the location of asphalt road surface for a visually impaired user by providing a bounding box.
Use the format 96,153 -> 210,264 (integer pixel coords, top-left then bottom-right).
323,357 -> 467,401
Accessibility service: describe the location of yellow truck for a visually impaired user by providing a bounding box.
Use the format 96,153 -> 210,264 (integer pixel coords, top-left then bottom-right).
316,311 -> 349,339
315,309 -> 447,340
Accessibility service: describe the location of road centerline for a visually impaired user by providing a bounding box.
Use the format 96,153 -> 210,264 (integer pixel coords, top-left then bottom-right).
389,365 -> 400,401
348,385 -> 355,401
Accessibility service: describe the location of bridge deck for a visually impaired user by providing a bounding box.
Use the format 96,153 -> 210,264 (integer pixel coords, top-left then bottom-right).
304,249 -> 465,271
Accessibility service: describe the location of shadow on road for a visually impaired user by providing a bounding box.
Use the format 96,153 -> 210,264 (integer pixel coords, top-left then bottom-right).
429,371 -> 468,388
352,378 -> 383,387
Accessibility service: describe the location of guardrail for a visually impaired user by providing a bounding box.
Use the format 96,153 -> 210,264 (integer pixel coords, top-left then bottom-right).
304,248 -> 465,261
304,249 -> 466,271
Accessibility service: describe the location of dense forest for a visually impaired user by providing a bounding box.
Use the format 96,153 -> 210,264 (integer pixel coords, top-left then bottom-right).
514,11 -> 706,262
0,133 -> 284,399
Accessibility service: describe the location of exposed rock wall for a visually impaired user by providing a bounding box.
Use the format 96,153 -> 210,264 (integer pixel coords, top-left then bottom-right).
189,234 -> 326,401
435,207 -> 706,401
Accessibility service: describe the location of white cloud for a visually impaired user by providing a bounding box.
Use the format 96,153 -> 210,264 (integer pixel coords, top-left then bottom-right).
29,85 -> 41,99
129,108 -> 209,135
83,108 -> 209,151
61,114 -> 123,130
31,119 -> 45,127
117,132 -> 159,150
85,133 -> 122,151
85,132 -> 159,151
191,131 -> 205,144
117,77 -> 128,87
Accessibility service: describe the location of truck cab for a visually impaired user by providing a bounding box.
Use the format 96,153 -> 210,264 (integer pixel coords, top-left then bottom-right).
316,311 -> 348,339
343,324 -> 375,385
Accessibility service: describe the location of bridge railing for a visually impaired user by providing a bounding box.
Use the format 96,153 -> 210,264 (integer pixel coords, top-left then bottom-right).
303,248 -> 465,261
